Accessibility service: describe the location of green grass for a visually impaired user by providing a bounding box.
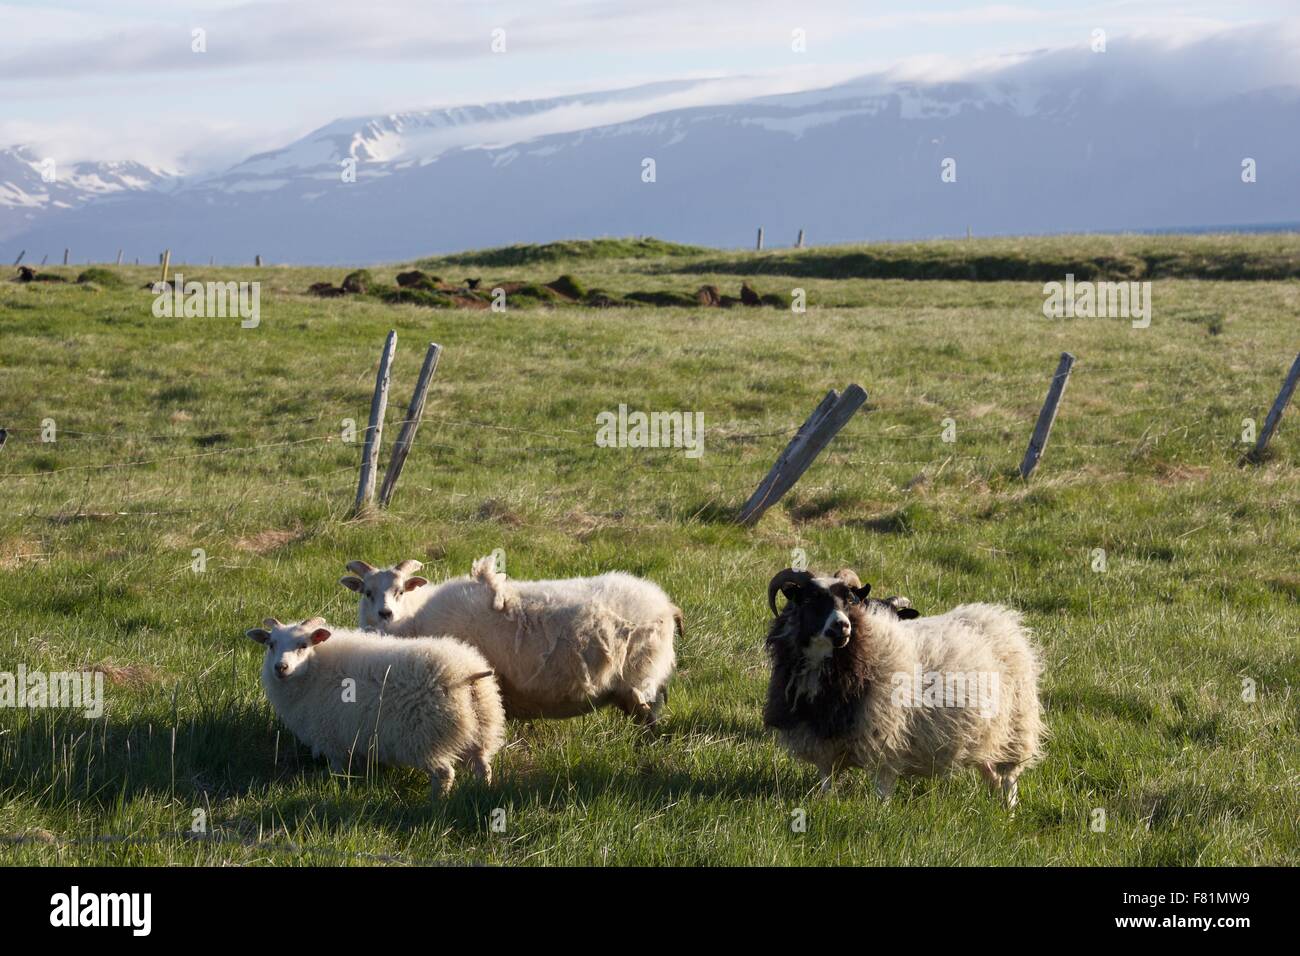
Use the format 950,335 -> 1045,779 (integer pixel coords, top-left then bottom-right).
420,236 -> 710,269
1,234 -> 1297,866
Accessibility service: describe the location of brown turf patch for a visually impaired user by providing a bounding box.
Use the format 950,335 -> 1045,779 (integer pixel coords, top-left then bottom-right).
91,662 -> 164,688
234,528 -> 303,554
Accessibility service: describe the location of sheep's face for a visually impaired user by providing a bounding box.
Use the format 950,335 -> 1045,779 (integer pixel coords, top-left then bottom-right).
246,618 -> 331,682
339,559 -> 428,631
772,573 -> 870,651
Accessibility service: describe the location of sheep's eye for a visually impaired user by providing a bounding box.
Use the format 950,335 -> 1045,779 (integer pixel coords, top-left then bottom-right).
297,642 -> 307,650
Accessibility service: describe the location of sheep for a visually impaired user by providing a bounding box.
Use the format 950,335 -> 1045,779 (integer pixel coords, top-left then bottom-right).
339,557 -> 680,724
762,569 -> 1043,807
832,567 -> 920,619
245,616 -> 505,797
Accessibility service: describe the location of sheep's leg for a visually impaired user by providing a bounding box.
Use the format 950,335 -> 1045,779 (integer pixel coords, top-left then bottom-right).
816,761 -> 834,794
467,750 -> 493,785
431,763 -> 455,799
874,767 -> 897,801
979,762 -> 1002,794
1000,771 -> 1020,810
646,684 -> 669,725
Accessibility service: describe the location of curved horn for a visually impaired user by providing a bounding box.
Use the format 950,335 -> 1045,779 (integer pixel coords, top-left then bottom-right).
345,560 -> 376,576
262,617 -> 284,630
833,567 -> 863,589
767,569 -> 813,617
394,559 -> 424,575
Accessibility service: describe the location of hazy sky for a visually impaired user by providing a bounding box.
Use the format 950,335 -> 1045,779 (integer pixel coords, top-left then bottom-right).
1,1 -> 1294,171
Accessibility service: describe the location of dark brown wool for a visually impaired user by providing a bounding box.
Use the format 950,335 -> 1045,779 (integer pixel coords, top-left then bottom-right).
763,602 -> 877,740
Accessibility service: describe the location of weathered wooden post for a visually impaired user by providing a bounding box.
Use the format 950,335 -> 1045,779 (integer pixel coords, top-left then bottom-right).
378,343 -> 442,507
1246,353 -> 1300,463
160,249 -> 171,286
255,254 -> 263,267
63,248 -> 69,266
1019,352 -> 1075,480
12,250 -> 23,266
738,385 -> 868,526
352,331 -> 397,515
756,227 -> 764,251
115,249 -> 123,266
796,229 -> 805,249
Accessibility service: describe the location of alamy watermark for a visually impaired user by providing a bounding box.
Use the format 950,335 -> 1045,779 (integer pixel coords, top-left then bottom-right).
1,665 -> 104,718
890,666 -> 1000,718
1042,274 -> 1150,328
152,273 -> 260,328
595,404 -> 704,458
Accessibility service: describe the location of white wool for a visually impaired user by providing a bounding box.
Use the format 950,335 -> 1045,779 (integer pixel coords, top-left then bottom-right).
250,619 -> 505,796
343,557 -> 679,721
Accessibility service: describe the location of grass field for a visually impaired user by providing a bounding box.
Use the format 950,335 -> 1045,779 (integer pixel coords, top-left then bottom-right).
1,234 -> 1297,865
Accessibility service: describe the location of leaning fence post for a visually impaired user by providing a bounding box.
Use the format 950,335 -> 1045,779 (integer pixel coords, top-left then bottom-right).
756,227 -> 764,251
352,331 -> 397,515
160,249 -> 171,286
1246,353 -> 1300,463
378,343 -> 442,508
796,229 -> 805,249
115,249 -> 123,266
63,248 -> 69,266
738,385 -> 868,526
1019,352 -> 1075,480
12,250 -> 23,266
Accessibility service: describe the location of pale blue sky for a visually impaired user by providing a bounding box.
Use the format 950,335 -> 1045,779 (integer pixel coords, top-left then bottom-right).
1,1 -> 1293,170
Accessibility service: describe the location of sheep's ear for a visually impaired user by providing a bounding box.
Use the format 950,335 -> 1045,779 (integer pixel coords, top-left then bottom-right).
345,560 -> 375,576
834,568 -> 864,589
339,576 -> 364,593
403,576 -> 429,592
780,582 -> 803,604
246,628 -> 271,645
309,628 -> 331,645
896,608 -> 921,620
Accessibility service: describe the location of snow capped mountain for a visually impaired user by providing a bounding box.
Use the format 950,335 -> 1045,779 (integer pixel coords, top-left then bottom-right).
4,38 -> 1298,264
184,78 -> 749,198
0,146 -> 171,241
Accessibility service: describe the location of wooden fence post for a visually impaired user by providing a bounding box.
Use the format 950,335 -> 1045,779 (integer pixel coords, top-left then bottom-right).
378,343 -> 442,507
796,229 -> 805,249
115,249 -> 123,266
63,248 -> 69,266
352,331 -> 398,515
255,254 -> 263,267
756,227 -> 764,251
12,250 -> 23,266
160,249 -> 171,286
738,385 -> 868,526
1019,352 -> 1075,480
1246,353 -> 1300,463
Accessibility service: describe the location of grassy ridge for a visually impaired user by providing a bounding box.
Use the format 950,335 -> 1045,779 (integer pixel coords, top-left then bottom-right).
0,236 -> 1297,865
417,232 -> 1300,281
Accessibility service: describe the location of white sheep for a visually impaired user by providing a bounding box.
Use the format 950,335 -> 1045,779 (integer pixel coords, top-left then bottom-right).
245,616 -> 505,797
339,557 -> 680,724
763,569 -> 1043,806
